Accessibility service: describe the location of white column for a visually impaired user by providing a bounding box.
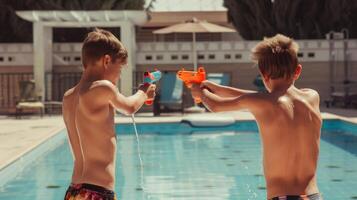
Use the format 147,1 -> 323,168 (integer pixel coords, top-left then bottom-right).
119,21 -> 136,96
33,23 -> 52,101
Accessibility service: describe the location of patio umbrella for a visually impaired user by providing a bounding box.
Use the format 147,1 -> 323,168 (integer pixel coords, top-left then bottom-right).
153,18 -> 236,112
153,18 -> 236,71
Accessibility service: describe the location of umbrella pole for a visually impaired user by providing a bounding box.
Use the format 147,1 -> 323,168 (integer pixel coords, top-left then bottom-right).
193,32 -> 197,71
190,31 -> 203,111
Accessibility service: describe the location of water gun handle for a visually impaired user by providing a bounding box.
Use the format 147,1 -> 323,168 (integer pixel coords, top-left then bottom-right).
143,82 -> 154,105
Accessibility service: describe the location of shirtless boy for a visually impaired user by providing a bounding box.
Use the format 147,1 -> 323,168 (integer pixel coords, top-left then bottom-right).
191,34 -> 323,200
62,29 -> 155,200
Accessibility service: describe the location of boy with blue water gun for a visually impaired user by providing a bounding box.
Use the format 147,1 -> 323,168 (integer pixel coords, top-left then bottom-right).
62,28 -> 156,200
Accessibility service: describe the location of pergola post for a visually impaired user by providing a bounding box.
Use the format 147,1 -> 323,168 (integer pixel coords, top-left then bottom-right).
33,22 -> 53,101
16,10 -> 148,98
119,21 -> 136,95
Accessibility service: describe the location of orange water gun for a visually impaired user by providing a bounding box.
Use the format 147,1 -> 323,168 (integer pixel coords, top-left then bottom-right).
177,67 -> 206,103
143,70 -> 162,105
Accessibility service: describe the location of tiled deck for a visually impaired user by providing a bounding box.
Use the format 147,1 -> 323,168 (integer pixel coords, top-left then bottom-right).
0,108 -> 356,172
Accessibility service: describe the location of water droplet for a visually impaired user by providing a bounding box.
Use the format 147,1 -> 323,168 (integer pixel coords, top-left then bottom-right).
46,185 -> 60,189
254,174 -> 263,177
326,165 -> 340,169
257,186 -> 266,190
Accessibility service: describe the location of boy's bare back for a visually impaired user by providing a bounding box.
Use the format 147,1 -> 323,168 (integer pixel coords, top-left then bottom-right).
253,87 -> 321,198
63,81 -> 118,190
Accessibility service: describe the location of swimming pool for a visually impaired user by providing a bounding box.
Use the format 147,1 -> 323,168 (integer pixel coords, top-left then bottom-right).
0,119 -> 356,199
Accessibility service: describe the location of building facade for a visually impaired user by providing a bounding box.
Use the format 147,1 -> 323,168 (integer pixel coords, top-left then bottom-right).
0,11 -> 356,113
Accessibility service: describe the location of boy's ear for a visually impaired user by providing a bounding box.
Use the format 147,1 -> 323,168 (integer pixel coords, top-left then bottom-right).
260,72 -> 269,82
103,54 -> 111,69
293,64 -> 302,80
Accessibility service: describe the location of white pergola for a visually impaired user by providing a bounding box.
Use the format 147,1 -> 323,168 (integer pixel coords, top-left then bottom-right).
16,10 -> 148,97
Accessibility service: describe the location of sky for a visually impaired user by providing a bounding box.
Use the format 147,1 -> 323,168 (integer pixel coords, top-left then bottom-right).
145,0 -> 226,11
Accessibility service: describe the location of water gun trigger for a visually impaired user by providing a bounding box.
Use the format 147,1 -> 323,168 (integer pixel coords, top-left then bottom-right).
194,98 -> 202,103
185,81 -> 193,88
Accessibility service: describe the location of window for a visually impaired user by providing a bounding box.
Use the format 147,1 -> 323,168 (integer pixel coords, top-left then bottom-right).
8,56 -> 14,62
297,53 -> 304,58
208,54 -> 215,59
171,55 -> 178,60
198,54 -> 205,60
74,56 -> 81,61
224,54 -> 231,59
235,54 -> 242,59
182,55 -> 189,60
145,55 -> 152,60
308,52 -> 315,58
63,56 -> 70,61
156,55 -> 163,60
0,57 -> 3,62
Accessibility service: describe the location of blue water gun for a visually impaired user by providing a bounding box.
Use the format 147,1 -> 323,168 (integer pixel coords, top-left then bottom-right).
143,70 -> 162,105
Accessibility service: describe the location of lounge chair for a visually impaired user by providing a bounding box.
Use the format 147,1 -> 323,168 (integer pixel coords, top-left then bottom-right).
153,71 -> 183,116
15,80 -> 44,118
325,82 -> 357,108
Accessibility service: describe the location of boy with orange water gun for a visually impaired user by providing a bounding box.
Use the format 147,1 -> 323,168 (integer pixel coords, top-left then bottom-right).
182,34 -> 323,200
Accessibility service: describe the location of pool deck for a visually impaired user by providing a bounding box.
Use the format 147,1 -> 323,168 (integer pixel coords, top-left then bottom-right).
0,108 -> 357,172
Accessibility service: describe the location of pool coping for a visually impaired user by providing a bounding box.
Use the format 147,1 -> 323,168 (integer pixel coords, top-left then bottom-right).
0,126 -> 65,187
0,112 -> 356,187
0,125 -> 64,171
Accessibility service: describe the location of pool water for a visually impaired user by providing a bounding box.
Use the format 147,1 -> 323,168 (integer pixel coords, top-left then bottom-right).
0,120 -> 357,200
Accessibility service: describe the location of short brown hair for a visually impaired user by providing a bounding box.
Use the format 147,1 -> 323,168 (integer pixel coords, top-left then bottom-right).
251,34 -> 299,79
81,28 -> 128,68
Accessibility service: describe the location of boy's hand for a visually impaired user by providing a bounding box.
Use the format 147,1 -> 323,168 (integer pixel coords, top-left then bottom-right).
138,84 -> 156,99
200,80 -> 217,92
146,84 -> 156,99
191,83 -> 202,100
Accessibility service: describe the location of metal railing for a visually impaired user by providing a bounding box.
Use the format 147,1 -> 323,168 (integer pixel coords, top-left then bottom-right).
0,72 -> 34,110
0,72 -> 82,114
45,72 -> 82,102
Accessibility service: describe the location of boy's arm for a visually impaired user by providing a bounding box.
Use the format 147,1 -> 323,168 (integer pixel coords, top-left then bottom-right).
93,81 -> 154,115
192,85 -> 264,113
201,80 -> 257,98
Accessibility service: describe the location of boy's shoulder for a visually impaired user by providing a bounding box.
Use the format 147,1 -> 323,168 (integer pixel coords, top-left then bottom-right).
80,80 -> 118,100
63,87 -> 76,98
299,88 -> 320,107
300,88 -> 318,94
89,80 -> 117,93
299,88 -> 320,101
91,80 -> 115,88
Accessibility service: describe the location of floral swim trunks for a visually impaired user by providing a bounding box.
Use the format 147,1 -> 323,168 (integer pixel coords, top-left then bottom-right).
64,183 -> 117,200
270,193 -> 323,200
